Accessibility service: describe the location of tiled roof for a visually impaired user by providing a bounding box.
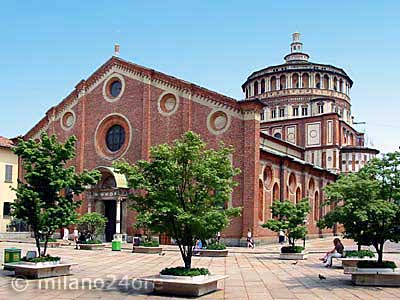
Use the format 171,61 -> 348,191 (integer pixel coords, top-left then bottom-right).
0,136 -> 13,148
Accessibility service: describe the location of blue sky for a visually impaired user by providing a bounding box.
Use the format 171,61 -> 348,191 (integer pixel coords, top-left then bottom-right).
1,1 -> 399,153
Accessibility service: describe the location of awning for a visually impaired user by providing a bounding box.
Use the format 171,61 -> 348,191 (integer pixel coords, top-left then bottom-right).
95,166 -> 128,188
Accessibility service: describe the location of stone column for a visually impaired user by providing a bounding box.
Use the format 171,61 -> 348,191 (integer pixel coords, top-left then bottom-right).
116,198 -> 121,234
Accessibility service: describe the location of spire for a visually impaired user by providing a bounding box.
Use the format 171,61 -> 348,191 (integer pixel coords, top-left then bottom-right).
284,32 -> 309,63
114,43 -> 120,57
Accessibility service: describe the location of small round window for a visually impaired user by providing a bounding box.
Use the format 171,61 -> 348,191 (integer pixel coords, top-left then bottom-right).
110,80 -> 122,98
106,125 -> 125,152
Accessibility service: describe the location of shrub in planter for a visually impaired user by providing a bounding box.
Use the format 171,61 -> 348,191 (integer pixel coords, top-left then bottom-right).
140,240 -> 160,247
22,255 -> 61,263
357,260 -> 397,269
161,267 -> 210,277
76,212 -> 107,243
206,243 -> 226,250
80,239 -> 102,245
281,246 -> 304,254
345,250 -> 375,258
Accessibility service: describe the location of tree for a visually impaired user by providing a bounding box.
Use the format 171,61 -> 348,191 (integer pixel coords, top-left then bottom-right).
318,152 -> 400,264
114,131 -> 241,269
12,134 -> 101,257
76,213 -> 107,241
262,199 -> 310,248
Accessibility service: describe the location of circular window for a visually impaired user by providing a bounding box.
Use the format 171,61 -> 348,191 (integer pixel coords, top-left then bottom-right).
106,125 -> 125,152
103,74 -> 125,103
60,111 -> 75,131
208,111 -> 230,135
110,80 -> 122,98
157,92 -> 179,116
95,113 -> 131,160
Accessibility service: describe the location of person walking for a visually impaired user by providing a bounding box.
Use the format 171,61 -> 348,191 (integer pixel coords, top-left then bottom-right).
247,229 -> 254,248
63,227 -> 70,244
321,238 -> 344,267
279,230 -> 285,244
216,232 -> 221,244
73,227 -> 79,249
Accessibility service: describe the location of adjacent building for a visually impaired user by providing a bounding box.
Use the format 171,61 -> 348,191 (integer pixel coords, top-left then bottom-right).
0,137 -> 17,232
21,33 -> 378,244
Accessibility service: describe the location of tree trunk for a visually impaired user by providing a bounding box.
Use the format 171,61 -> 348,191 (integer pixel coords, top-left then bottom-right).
43,236 -> 49,257
377,242 -> 384,264
34,231 -> 41,257
184,245 -> 193,269
357,243 -> 361,251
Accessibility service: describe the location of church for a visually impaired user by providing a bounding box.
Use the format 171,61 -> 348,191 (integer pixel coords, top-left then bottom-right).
22,33 -> 378,245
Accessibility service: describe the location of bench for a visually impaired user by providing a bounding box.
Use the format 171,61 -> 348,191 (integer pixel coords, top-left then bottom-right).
336,257 -> 377,274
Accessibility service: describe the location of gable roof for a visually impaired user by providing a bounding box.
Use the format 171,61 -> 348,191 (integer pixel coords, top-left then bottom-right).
25,56 -> 255,139
0,136 -> 13,149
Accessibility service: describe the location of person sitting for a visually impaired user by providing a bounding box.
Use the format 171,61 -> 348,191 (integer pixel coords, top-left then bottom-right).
321,238 -> 344,267
193,239 -> 203,255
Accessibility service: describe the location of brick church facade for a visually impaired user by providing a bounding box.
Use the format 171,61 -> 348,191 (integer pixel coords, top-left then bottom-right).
22,33 -> 378,245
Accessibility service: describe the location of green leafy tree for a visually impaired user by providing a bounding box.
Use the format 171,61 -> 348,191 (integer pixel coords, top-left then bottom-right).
76,212 -> 107,241
114,131 -> 241,269
12,134 -> 101,257
262,199 -> 310,248
318,152 -> 400,264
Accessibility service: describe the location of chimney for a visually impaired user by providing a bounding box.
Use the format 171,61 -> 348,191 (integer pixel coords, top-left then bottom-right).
114,43 -> 120,57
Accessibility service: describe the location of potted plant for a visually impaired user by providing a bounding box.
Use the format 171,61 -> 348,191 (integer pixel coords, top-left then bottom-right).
318,152 -> 400,285
76,212 -> 107,250
263,199 -> 310,260
132,213 -> 162,254
10,134 -> 100,278
338,250 -> 377,274
115,132 -> 241,296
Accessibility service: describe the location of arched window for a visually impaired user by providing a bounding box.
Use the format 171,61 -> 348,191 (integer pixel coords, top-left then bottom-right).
292,73 -> 299,88
333,77 -> 338,91
308,178 -> 315,193
270,76 -> 276,91
272,183 -> 280,201
274,132 -> 282,139
302,73 -> 309,88
315,74 -> 321,89
323,75 -> 329,89
280,75 -> 286,90
246,88 -> 249,98
261,79 -> 265,94
254,81 -> 259,95
289,173 -> 296,193
339,79 -> 343,92
258,180 -> 264,221
296,187 -> 301,204
314,191 -> 319,221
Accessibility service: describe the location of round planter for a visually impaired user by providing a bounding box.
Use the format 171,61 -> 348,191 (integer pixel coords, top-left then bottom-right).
40,242 -> 61,248
197,249 -> 228,257
24,260 -> 61,267
279,251 -> 307,260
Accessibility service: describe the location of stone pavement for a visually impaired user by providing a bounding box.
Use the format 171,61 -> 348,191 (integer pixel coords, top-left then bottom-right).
0,238 -> 399,300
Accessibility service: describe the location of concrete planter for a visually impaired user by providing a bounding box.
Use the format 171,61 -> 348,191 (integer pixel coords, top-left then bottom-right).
279,251 -> 307,260
197,249 -> 228,257
132,246 -> 162,254
339,257 -> 377,274
79,243 -> 105,250
40,242 -> 61,248
356,267 -> 398,273
141,274 -> 228,296
351,272 -> 400,287
10,262 -> 77,279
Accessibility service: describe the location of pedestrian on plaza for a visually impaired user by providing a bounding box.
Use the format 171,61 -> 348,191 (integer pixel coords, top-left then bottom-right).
193,239 -> 203,255
247,229 -> 254,248
216,231 -> 221,244
73,227 -> 79,249
279,230 -> 285,244
320,238 -> 344,267
63,227 -> 70,244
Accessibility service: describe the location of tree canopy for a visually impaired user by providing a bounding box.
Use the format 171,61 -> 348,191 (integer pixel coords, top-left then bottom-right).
318,152 -> 400,264
12,134 -> 100,256
263,199 -> 310,247
114,131 -> 241,269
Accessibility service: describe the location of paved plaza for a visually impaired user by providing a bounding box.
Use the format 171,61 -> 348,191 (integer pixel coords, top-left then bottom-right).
0,238 -> 399,300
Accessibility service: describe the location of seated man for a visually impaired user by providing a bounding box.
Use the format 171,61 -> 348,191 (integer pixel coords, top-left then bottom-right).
193,239 -> 203,255
320,238 -> 344,267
